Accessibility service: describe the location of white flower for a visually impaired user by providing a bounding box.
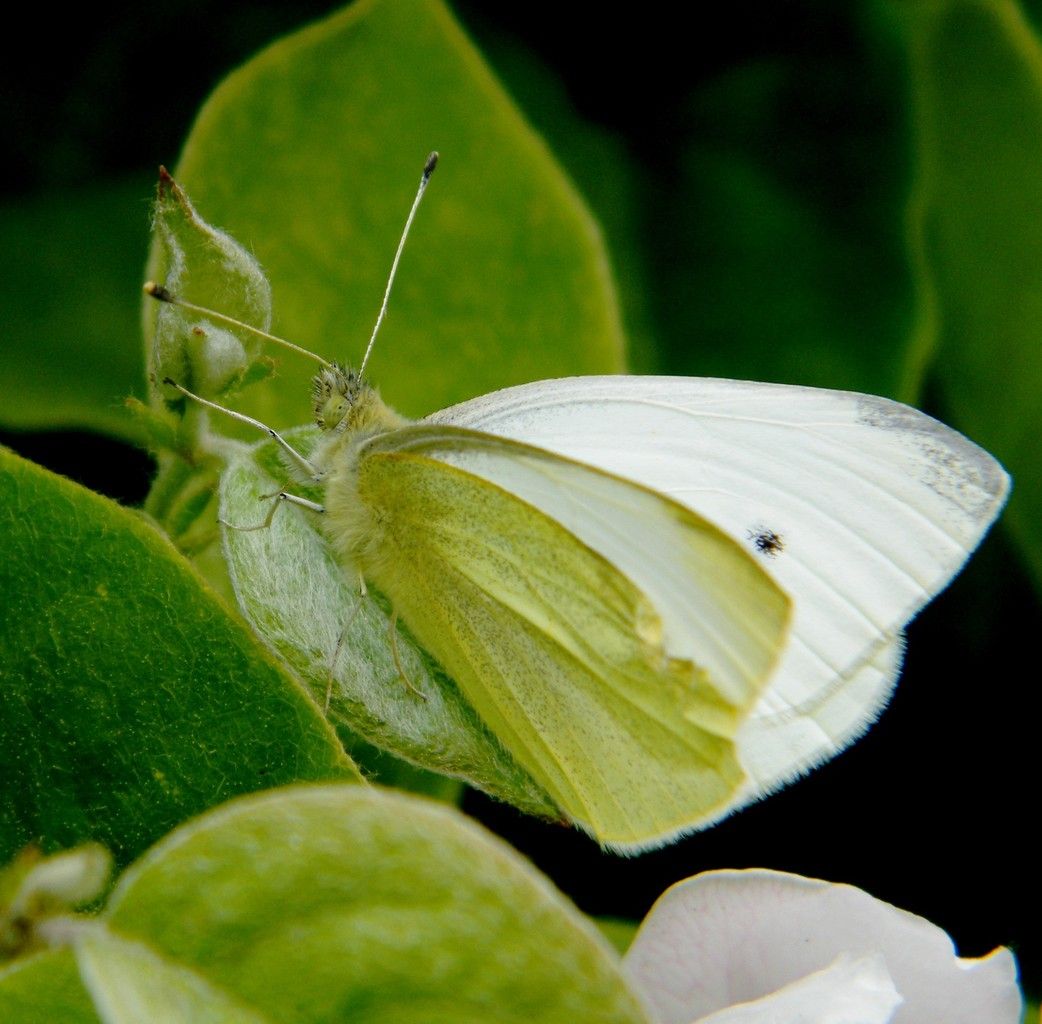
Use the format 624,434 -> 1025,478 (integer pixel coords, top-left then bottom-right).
623,869 -> 1021,1023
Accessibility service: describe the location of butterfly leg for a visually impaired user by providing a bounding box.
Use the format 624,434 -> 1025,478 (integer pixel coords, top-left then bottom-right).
388,610 -> 427,701
162,377 -> 325,482
324,572 -> 368,714
221,491 -> 325,532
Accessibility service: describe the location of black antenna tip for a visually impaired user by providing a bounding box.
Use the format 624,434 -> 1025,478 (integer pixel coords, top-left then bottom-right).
423,151 -> 439,179
144,281 -> 174,303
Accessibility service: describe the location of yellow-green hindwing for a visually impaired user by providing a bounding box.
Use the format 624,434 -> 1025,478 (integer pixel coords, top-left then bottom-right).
324,425 -> 791,850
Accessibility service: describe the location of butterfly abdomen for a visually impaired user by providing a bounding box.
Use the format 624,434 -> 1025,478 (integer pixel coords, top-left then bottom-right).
317,383 -> 414,578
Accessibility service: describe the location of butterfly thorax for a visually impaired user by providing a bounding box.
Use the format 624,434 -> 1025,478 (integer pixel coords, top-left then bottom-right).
312,362 -> 412,574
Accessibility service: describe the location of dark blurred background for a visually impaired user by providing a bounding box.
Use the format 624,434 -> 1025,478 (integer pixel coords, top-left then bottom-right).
1,0 -> 1036,999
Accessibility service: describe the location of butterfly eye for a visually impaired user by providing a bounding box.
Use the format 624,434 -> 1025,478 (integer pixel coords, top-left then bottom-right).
311,364 -> 359,431
318,395 -> 350,431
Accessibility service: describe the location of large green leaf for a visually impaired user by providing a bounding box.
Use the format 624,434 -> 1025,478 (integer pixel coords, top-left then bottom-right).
148,0 -> 624,436
99,785 -> 647,1023
0,787 -> 646,1022
896,0 -> 1042,590
0,448 -> 358,866
0,180 -> 152,441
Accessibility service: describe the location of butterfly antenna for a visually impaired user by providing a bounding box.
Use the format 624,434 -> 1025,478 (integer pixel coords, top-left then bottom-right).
358,151 -> 439,379
142,282 -> 334,370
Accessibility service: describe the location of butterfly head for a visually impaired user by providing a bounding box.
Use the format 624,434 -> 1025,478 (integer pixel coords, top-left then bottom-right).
312,362 -> 407,436
312,363 -> 362,431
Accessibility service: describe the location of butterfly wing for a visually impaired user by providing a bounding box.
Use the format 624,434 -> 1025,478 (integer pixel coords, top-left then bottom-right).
334,425 -> 791,850
428,376 -> 1010,802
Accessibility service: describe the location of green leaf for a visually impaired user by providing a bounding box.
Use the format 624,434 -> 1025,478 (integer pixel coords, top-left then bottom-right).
151,0 -> 624,435
0,949 -> 97,1023
102,784 -> 647,1024
0,180 -> 151,441
220,431 -> 556,819
0,448 -> 359,867
897,0 -> 1042,590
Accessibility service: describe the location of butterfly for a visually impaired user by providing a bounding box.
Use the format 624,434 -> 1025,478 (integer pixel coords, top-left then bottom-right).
151,157 -> 1009,852
424,374 -> 1009,833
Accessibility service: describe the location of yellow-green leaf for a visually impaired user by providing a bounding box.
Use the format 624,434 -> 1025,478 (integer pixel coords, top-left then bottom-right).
150,0 -> 624,435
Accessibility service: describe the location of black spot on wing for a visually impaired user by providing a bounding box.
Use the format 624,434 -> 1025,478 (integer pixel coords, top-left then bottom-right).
748,526 -> 784,557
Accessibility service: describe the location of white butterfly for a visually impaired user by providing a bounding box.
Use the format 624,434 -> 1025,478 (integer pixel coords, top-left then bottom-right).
205,364 -> 1008,852
425,374 -> 1009,822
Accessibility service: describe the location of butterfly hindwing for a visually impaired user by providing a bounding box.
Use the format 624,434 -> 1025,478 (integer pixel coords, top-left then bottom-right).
330,425 -> 791,850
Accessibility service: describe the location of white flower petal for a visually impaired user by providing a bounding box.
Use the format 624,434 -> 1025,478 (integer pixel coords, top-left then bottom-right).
623,869 -> 1021,1024
694,954 -> 901,1024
